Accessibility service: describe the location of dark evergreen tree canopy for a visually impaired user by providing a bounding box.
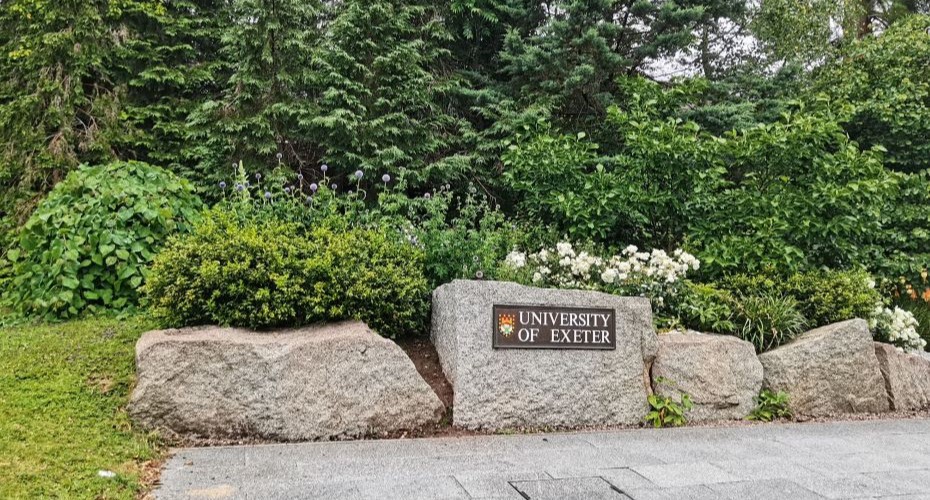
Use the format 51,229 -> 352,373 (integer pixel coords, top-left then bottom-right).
186,0 -> 323,186
0,0 -> 162,219
0,0 -> 928,231
497,0 -> 736,128
310,0 -> 474,186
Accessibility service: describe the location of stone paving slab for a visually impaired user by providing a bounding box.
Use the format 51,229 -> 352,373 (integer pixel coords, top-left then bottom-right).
156,419 -> 930,500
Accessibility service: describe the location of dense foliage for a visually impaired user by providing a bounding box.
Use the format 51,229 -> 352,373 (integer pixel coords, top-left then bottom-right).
0,1 -> 928,353
3,162 -> 202,319
814,16 -> 930,174
144,208 -> 429,337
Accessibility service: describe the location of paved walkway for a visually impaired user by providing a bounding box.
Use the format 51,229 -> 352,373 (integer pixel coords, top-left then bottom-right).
157,419 -> 930,500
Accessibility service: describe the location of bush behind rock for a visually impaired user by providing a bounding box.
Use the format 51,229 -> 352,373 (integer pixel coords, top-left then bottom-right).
143,209 -> 429,337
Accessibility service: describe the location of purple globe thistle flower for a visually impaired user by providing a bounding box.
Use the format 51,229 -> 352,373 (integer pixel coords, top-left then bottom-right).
424,192 -> 431,199
331,183 -> 337,190
236,183 -> 244,191
320,164 -> 328,173
264,191 -> 272,200
297,173 -> 304,181
354,170 -> 364,180
284,186 -> 291,194
255,173 -> 262,181
276,152 -> 283,160
382,174 -> 391,183
306,195 -> 313,204
218,181 -> 227,189
244,181 -> 250,187
309,183 -> 318,192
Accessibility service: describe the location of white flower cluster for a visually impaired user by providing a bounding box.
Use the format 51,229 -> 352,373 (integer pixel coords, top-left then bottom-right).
502,242 -> 699,309
600,246 -> 699,285
869,306 -> 927,353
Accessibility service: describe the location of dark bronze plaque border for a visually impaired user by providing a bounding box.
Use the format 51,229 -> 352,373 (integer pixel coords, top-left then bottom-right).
491,304 -> 617,350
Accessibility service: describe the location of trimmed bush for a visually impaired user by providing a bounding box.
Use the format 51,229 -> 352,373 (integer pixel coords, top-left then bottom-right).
3,161 -> 202,319
143,209 -> 429,338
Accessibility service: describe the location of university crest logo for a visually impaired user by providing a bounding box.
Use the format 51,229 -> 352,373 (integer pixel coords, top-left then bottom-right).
498,313 -> 515,337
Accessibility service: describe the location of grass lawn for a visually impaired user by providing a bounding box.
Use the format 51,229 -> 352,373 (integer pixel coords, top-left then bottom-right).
0,316 -> 163,499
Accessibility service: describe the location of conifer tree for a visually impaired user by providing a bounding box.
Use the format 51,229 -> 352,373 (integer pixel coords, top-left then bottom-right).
187,0 -> 322,186
445,0 -> 545,74
310,0 -> 473,186
498,0 -> 728,128
117,0 -> 230,180
0,0 -> 166,233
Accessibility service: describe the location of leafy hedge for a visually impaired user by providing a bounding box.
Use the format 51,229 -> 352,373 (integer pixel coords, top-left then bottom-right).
3,162 -> 202,319
143,209 -> 429,337
667,269 -> 881,352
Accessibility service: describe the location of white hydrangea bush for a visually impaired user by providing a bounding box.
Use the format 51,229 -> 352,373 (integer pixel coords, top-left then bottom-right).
869,305 -> 927,353
502,242 -> 699,310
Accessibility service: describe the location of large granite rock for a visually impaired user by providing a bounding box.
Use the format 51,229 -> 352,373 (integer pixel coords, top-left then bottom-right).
129,322 -> 445,441
431,279 -> 657,430
651,331 -> 763,422
874,343 -> 930,411
758,319 -> 890,417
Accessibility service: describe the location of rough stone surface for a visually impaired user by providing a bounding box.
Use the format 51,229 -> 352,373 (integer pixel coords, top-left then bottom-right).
431,279 -> 657,430
129,322 -> 445,441
874,342 -> 930,411
758,319 -> 890,417
651,331 -> 763,421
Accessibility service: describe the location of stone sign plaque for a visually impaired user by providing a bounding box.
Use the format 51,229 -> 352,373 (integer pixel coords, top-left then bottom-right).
432,280 -> 656,429
492,304 -> 616,350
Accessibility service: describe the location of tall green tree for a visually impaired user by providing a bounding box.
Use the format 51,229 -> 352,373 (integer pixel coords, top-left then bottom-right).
0,0 -> 164,229
117,0 -> 230,180
310,0 -> 474,186
814,15 -> 930,173
497,0 -> 726,130
444,0 -> 545,74
187,0 -> 322,187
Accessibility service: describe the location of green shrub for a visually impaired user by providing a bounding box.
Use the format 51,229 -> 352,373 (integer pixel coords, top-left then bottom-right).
501,96 -> 725,250
690,113 -> 894,277
143,209 -> 429,337
813,16 -> 930,174
721,269 -> 880,328
218,163 -> 528,291
732,293 -> 808,353
666,281 -> 736,333
873,171 -> 930,286
747,389 -> 792,422
3,161 -> 203,319
404,187 -> 528,289
668,279 -> 809,352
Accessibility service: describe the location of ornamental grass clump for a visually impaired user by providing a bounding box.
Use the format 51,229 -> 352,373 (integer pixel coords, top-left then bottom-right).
731,293 -> 808,353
